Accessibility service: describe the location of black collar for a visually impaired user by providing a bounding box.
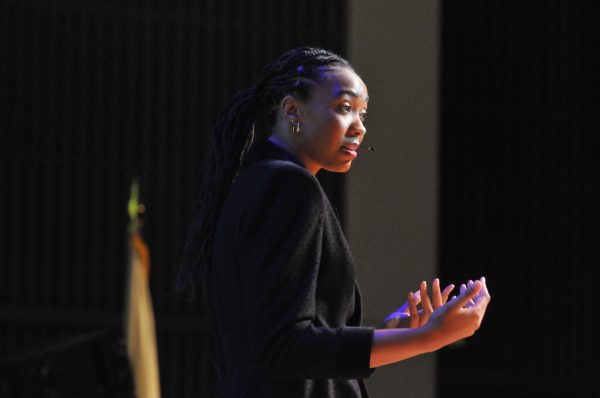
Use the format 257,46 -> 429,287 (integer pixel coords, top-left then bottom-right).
243,140 -> 305,170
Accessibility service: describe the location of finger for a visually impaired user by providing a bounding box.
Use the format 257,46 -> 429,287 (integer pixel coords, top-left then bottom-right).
408,291 -> 419,328
459,284 -> 473,308
412,290 -> 422,305
400,288 -> 422,315
479,276 -> 490,296
447,280 -> 482,310
419,281 -> 433,326
441,284 -> 455,304
409,317 -> 419,329
408,292 -> 418,315
472,276 -> 491,308
471,277 -> 488,301
432,278 -> 442,309
420,281 -> 433,312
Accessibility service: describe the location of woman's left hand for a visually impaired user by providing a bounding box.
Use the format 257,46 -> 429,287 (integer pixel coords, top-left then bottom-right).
380,278 -> 455,329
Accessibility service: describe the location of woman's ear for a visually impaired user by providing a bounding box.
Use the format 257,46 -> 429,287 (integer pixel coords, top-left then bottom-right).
281,94 -> 302,123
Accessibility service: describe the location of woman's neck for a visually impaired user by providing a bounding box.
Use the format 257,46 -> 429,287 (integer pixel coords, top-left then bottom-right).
267,134 -> 318,175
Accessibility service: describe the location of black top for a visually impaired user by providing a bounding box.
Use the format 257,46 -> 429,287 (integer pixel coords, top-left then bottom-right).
207,140 -> 374,397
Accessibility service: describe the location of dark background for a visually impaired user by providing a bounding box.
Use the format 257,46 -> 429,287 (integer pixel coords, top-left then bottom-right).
438,1 -> 599,396
1,0 -> 599,397
0,1 -> 346,396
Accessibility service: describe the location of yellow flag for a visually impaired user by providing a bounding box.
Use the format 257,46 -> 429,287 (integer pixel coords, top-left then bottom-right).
125,181 -> 161,398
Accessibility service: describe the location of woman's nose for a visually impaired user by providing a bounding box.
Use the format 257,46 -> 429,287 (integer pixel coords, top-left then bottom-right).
351,117 -> 366,137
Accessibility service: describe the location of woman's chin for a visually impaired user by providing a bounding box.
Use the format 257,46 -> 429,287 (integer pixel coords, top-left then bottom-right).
324,161 -> 353,174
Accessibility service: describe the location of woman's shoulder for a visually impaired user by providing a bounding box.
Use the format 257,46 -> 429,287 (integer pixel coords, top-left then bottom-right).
235,159 -> 324,204
247,158 -> 316,185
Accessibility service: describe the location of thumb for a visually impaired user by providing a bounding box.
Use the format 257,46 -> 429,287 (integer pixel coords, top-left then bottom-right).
449,280 -> 481,310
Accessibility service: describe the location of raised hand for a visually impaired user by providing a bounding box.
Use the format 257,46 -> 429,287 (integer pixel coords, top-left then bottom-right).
371,277 -> 491,368
381,278 -> 455,329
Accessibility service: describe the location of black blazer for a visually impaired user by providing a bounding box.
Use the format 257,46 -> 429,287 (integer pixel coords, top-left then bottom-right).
208,141 -> 374,397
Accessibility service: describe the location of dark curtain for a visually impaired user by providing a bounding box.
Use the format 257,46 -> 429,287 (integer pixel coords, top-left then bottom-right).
438,1 -> 600,396
0,1 -> 347,397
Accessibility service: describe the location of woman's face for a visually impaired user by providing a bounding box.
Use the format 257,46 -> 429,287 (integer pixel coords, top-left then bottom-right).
295,67 -> 369,174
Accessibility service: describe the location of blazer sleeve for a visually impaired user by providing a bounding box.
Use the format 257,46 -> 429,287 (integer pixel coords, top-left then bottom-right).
237,164 -> 374,380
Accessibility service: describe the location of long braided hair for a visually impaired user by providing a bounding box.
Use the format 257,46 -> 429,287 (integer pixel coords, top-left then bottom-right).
177,47 -> 353,295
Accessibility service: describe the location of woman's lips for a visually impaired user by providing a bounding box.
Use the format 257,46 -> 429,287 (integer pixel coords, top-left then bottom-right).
341,146 -> 358,159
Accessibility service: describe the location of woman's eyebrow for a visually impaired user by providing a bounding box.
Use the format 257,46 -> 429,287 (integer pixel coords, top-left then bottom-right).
332,88 -> 369,102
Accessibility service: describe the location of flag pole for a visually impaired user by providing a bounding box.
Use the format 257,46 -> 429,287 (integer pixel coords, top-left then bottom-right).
125,178 -> 161,398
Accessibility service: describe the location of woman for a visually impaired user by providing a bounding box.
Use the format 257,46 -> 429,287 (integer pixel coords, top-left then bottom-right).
178,47 -> 490,397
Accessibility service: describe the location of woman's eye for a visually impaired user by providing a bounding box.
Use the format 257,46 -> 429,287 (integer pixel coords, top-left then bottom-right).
360,112 -> 368,123
339,104 -> 352,113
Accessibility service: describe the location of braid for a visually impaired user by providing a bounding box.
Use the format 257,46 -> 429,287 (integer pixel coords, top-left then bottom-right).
177,88 -> 256,296
177,47 -> 352,296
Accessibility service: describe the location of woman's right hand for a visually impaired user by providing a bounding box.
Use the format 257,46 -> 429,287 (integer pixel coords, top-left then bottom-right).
423,277 -> 491,350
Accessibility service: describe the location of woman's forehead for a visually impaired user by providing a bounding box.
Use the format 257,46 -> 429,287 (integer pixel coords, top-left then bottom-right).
318,68 -> 369,102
